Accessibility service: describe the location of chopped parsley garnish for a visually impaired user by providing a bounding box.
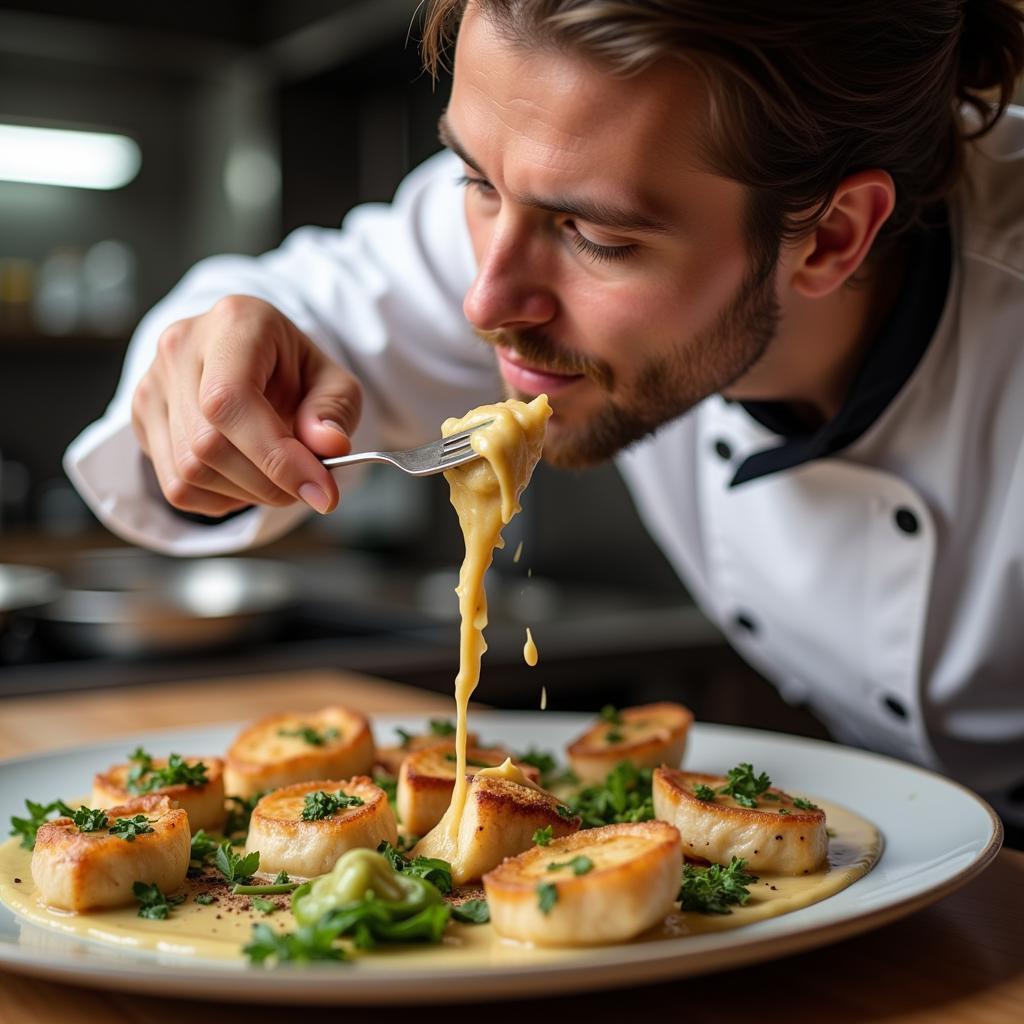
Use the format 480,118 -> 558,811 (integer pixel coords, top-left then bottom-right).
214,840 -> 260,884
536,882 -> 558,915
251,896 -> 278,915
546,855 -> 594,876
532,825 -> 553,846
71,807 -> 108,832
125,749 -> 209,795
108,815 -> 156,841
778,808 -> 790,815
132,881 -> 184,920
718,763 -> 772,809
373,774 -> 398,807
395,727 -> 415,749
276,724 -> 339,747
600,705 -> 623,725
224,792 -> 263,837
272,871 -> 291,885
189,829 -> 219,871
301,790 -> 365,821
243,921 -> 349,966
377,840 -> 453,894
678,857 -> 758,914
793,797 -> 819,811
693,784 -> 716,802
9,798 -> 74,850
429,719 -> 457,737
555,803 -> 575,820
451,899 -> 490,924
605,729 -> 624,744
516,749 -> 578,790
568,762 -> 654,828
195,892 -> 216,905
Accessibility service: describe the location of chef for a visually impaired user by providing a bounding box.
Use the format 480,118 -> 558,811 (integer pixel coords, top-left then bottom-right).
64,1 -> 1024,839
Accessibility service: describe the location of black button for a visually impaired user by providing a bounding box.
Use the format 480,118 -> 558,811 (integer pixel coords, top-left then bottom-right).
734,611 -> 758,633
894,508 -> 919,534
883,695 -> 908,719
714,439 -> 732,461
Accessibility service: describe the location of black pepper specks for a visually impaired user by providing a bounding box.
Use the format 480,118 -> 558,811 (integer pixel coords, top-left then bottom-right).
775,835 -> 783,841
13,878 -> 21,883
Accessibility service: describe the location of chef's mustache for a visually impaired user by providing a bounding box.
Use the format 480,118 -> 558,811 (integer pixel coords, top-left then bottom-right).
474,327 -> 614,392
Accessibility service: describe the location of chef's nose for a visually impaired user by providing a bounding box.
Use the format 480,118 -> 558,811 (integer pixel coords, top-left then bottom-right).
463,220 -> 557,332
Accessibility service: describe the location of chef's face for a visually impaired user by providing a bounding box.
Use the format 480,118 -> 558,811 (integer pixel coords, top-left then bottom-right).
446,4 -> 781,467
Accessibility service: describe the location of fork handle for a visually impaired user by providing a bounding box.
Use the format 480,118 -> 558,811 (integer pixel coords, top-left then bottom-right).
320,452 -> 396,470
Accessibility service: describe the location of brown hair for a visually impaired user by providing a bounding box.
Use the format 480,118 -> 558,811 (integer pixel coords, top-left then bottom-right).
421,1 -> 1024,262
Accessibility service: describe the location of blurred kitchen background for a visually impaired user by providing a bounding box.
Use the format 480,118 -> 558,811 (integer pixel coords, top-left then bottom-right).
0,0 -> 824,738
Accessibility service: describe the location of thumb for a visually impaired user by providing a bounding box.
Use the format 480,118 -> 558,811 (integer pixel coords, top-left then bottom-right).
294,358 -> 362,458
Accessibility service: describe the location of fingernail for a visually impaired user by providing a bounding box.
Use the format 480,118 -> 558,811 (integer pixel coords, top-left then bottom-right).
322,419 -> 347,436
299,482 -> 330,514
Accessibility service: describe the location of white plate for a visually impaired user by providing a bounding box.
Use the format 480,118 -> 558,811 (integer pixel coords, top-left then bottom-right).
0,713 -> 1002,1004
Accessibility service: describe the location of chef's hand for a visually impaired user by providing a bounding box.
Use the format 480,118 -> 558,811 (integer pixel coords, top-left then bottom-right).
130,295 -> 361,517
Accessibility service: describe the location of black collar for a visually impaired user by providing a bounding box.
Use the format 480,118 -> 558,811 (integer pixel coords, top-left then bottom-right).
729,206 -> 952,486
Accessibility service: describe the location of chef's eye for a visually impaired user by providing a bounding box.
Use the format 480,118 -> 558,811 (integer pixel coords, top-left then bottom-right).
565,222 -> 638,264
456,173 -> 497,197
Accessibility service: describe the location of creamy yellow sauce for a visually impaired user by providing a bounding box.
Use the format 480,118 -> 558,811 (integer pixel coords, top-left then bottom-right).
0,798 -> 880,964
414,397 -> 550,862
524,627 -> 539,667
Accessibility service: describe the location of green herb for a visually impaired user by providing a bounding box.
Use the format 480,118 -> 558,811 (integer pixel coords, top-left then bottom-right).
395,727 -> 415,749
9,798 -> 75,850
429,719 -> 457,737
126,750 -> 209,795
132,881 -> 184,920
718,763 -> 772,809
373,774 -> 398,807
320,897 -> 451,951
532,825 -> 553,846
514,749 -> 578,790
71,807 -> 108,833
546,855 -> 594,876
273,871 -> 291,885
793,797 -> 819,811
693,784 -> 716,801
223,793 -> 263,837
605,729 -> 624,744
189,829 -> 219,870
377,840 -> 453,894
214,840 -> 260,884
195,892 -> 216,905
778,808 -> 790,815
555,803 -> 574,820
600,705 -> 622,725
301,790 -> 365,821
276,725 -> 339,747
568,762 -> 654,828
536,882 -> 558,915
108,815 -> 156,842
232,880 -> 301,896
451,899 -> 490,924
678,857 -> 758,914
251,896 -> 278,915
443,752 -> 493,768
243,921 -> 349,966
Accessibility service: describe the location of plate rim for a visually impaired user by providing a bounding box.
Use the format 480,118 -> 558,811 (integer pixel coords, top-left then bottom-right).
0,715 -> 1004,1003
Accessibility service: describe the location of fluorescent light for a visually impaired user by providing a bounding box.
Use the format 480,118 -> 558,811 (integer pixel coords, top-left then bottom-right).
0,123 -> 141,190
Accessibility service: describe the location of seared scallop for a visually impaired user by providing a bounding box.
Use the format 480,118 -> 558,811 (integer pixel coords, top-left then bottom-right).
244,776 -> 397,879
413,763 -> 580,885
224,706 -> 375,798
374,727 -> 480,778
397,744 -> 541,836
652,767 -> 828,875
92,755 -> 225,834
484,820 -> 682,946
567,703 -> 693,784
30,795 -> 190,912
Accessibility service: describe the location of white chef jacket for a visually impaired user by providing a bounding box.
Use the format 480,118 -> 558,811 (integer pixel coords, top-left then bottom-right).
65,109 -> 1024,829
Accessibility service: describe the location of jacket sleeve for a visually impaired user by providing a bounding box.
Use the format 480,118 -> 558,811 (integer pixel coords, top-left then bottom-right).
63,150 -> 500,556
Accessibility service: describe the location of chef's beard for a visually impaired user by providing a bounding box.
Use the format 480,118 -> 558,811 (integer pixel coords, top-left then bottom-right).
475,256 -> 781,468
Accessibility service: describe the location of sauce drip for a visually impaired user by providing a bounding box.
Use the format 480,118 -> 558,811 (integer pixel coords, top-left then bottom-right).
524,628 -> 539,667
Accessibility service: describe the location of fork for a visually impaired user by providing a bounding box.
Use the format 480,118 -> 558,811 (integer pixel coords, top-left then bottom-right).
319,420 -> 493,477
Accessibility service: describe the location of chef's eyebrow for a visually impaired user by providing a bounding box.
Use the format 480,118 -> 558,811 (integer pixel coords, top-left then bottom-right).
437,113 -> 673,235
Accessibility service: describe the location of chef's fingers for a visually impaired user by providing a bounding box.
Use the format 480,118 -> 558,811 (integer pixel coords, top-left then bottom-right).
198,341 -> 340,516
168,347 -> 296,508
139,398 -> 252,518
293,348 -> 362,457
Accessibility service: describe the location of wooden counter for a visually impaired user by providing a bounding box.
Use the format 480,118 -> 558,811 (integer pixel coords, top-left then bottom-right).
0,669 -> 1020,1022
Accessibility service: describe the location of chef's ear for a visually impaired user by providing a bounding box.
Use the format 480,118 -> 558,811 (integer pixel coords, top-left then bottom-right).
788,170 -> 896,298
